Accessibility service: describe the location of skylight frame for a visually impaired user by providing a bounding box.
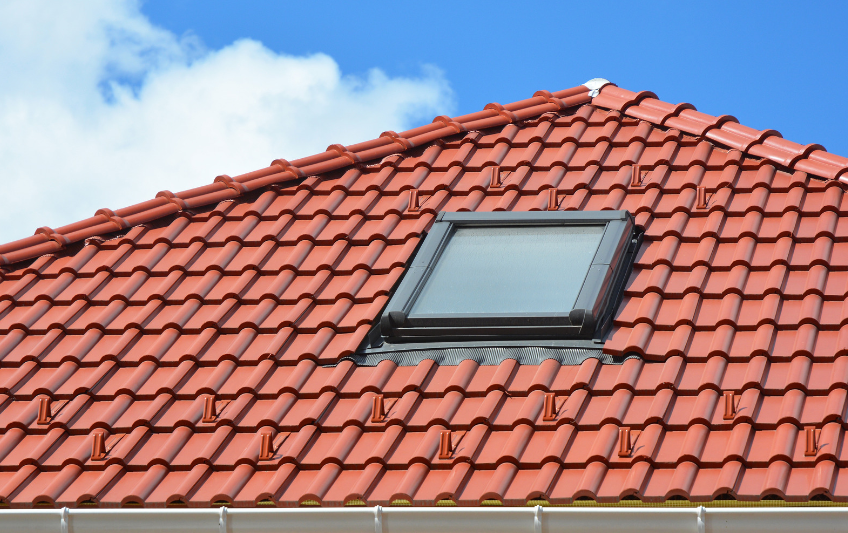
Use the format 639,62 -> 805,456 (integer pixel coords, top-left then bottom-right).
379,210 -> 638,343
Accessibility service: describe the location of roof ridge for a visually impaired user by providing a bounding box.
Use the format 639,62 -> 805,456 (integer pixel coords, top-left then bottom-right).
591,85 -> 848,183
0,84 -> 594,268
5,79 -> 848,269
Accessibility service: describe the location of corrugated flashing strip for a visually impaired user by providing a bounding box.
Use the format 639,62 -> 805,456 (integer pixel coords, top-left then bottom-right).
5,506 -> 848,533
337,346 -> 637,367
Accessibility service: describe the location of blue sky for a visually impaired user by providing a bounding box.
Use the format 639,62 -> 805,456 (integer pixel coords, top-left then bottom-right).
0,1 -> 846,243
143,1 -> 848,155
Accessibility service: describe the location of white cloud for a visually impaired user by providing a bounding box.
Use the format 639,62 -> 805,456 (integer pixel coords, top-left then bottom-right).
0,0 -> 454,244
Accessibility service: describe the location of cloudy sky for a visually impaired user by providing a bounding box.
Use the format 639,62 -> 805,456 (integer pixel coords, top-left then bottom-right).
1,1 -> 847,244
0,1 -> 454,243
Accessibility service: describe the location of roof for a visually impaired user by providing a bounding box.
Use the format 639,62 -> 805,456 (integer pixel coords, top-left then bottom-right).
0,79 -> 847,508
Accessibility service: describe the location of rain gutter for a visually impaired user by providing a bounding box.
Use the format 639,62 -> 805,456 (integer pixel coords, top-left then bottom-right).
2,505 -> 847,533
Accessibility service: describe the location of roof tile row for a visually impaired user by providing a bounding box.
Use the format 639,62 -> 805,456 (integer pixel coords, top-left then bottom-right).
5,353 -> 848,399
2,382 -> 848,434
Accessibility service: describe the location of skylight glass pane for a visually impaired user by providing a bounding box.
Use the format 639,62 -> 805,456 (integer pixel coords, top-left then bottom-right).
411,225 -> 605,315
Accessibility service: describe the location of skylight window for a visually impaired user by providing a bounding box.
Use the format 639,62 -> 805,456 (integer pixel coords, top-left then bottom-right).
411,225 -> 605,315
379,211 -> 639,343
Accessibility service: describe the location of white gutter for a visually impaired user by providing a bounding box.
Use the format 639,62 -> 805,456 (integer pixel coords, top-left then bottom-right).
1,506 -> 847,533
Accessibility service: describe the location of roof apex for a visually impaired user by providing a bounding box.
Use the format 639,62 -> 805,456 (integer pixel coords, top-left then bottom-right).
582,78 -> 613,97
4,79 -> 848,269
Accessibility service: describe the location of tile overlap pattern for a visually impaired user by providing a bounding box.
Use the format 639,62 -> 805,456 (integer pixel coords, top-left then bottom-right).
0,83 -> 847,506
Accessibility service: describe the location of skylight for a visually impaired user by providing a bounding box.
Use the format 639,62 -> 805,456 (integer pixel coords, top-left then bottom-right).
411,225 -> 605,315
378,211 -> 640,343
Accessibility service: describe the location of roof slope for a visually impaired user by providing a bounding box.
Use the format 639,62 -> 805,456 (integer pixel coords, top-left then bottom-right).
0,81 -> 847,507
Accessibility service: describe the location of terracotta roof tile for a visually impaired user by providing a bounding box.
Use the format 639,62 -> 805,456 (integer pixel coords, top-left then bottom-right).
1,80 -> 848,507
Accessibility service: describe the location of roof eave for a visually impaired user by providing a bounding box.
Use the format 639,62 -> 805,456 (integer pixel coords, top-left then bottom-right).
5,505 -> 848,533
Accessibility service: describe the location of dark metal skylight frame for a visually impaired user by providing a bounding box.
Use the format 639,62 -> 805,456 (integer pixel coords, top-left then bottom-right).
378,210 -> 639,343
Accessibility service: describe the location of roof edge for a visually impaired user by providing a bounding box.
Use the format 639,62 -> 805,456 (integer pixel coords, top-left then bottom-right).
590,84 -> 848,184
0,85 -> 592,269
3,505 -> 848,533
6,79 -> 848,270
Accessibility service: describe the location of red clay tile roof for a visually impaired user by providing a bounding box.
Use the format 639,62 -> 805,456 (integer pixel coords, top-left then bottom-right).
1,81 -> 848,507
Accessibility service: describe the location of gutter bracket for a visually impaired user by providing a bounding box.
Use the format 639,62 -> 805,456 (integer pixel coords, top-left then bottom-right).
219,506 -> 228,533
534,505 -> 543,533
697,506 -> 705,533
375,505 -> 384,533
60,507 -> 69,533
583,78 -> 612,98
